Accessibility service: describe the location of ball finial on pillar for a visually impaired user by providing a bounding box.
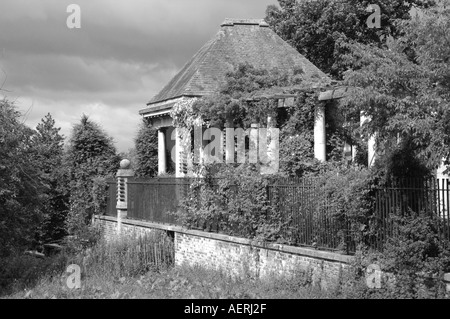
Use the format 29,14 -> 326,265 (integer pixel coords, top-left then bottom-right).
120,159 -> 131,169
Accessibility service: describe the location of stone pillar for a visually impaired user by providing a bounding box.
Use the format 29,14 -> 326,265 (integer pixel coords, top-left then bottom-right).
360,112 -> 376,167
116,159 -> 134,234
261,116 -> 279,175
158,128 -> 167,175
314,104 -> 326,162
249,123 -> 259,164
225,117 -> 234,164
173,127 -> 188,178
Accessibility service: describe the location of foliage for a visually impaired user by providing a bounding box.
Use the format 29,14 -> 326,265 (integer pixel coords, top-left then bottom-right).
341,213 -> 450,299
341,1 -> 450,171
3,258 -> 331,300
65,115 -> 119,240
91,176 -> 109,216
265,0 -> 435,79
379,212 -> 450,298
0,253 -> 68,297
173,63 -> 349,177
279,132 -> 318,177
0,100 -> 44,256
134,119 -> 158,177
32,113 -> 69,245
170,98 -> 201,129
370,137 -> 433,185
190,63 -> 303,130
64,224 -> 103,255
308,165 -> 376,250
176,164 -> 294,243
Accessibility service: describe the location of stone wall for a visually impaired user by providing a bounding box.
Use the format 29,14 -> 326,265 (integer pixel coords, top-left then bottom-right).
175,231 -> 351,290
94,215 -> 352,290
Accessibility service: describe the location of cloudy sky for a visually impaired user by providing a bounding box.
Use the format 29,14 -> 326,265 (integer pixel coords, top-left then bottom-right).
0,0 -> 276,153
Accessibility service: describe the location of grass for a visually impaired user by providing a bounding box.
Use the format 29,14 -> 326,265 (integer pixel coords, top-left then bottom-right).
2,230 -> 448,299
2,263 -> 334,299
0,229 -> 336,299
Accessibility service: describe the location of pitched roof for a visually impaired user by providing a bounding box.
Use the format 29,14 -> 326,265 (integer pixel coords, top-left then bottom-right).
144,18 -> 332,111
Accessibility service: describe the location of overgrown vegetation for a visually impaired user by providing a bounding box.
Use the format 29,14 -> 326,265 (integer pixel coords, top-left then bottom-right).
83,231 -> 174,279
65,114 -> 120,251
0,101 -> 70,256
0,229 -> 174,298
341,0 -> 450,171
134,119 -> 159,177
176,164 -> 294,243
339,213 -> 450,299
265,0 -> 436,79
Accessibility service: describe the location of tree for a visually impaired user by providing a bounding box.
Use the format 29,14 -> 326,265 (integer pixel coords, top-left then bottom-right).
340,0 -> 450,173
265,0 -> 435,79
0,100 -> 43,255
65,114 -> 119,238
33,113 -> 69,244
134,120 -> 158,177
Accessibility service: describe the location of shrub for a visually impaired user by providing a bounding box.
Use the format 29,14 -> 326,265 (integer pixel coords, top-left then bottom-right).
134,120 -> 158,177
176,164 -> 293,243
0,253 -> 68,296
305,164 -> 376,251
339,213 -> 450,299
377,212 -> 450,298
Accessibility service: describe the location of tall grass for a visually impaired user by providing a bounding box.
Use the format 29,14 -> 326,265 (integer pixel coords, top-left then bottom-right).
82,230 -> 174,278
0,253 -> 68,296
1,229 -> 174,297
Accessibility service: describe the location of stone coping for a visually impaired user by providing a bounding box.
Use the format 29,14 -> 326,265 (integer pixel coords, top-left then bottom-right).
96,215 -> 354,264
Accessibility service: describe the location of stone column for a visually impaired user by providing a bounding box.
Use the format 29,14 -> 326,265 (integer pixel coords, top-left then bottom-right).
360,112 -> 376,167
261,116 -> 279,175
314,104 -> 326,162
158,128 -> 167,175
249,123 -> 259,164
225,117 -> 234,164
173,127 -> 189,178
116,159 -> 134,234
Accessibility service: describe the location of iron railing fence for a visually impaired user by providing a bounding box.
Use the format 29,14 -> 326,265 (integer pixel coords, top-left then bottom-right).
104,176 -> 450,255
369,177 -> 450,251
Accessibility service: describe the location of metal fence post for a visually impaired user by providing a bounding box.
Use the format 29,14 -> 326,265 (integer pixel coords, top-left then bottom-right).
116,159 -> 134,234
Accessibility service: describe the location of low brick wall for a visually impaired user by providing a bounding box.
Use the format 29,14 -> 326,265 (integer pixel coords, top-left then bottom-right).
94,215 -> 353,289
96,215 -> 160,239
175,231 -> 352,290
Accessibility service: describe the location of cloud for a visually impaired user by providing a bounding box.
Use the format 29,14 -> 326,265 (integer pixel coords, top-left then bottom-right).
0,0 -> 276,152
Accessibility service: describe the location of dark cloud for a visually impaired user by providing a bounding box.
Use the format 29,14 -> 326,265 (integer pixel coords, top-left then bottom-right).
0,0 -> 277,151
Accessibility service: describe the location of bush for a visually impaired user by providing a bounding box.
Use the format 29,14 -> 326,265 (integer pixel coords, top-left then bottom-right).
64,223 -> 103,255
134,120 -> 158,177
339,213 -> 450,299
377,212 -> 450,298
176,164 -> 293,243
0,253 -> 68,296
